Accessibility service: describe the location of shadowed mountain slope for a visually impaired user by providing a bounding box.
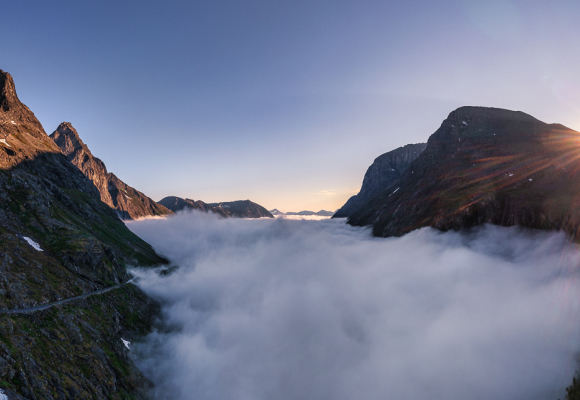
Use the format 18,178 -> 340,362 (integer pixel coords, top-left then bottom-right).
159,196 -> 273,218
50,123 -> 173,220
348,106 -> 580,240
0,69 -> 167,399
333,143 -> 426,219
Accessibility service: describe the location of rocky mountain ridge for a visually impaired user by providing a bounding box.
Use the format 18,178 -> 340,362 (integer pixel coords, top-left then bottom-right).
50,123 -> 172,220
0,69 -> 167,399
159,196 -> 273,218
345,106 -> 580,241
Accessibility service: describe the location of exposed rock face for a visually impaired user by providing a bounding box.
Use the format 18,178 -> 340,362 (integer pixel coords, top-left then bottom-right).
348,106 -> 580,240
333,143 -> 426,219
50,123 -> 173,220
0,69 -> 167,399
159,196 -> 273,218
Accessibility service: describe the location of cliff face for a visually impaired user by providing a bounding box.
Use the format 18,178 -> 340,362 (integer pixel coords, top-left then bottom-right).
159,196 -> 273,218
333,143 -> 426,219
50,123 -> 173,220
333,143 -> 427,218
0,69 -> 167,399
348,106 -> 580,239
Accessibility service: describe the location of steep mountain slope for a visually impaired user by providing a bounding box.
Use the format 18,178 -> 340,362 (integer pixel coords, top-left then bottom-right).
333,143 -> 426,219
348,106 -> 580,239
159,196 -> 273,218
50,123 -> 173,220
0,69 -> 167,399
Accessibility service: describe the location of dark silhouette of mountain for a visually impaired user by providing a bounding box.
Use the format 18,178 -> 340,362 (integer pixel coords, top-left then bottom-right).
333,143 -> 426,219
50,123 -> 173,220
347,106 -> 580,240
269,208 -> 284,216
0,69 -> 166,399
159,196 -> 273,218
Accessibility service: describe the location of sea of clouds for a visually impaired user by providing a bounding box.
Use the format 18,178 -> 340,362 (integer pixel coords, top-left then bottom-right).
127,211 -> 580,400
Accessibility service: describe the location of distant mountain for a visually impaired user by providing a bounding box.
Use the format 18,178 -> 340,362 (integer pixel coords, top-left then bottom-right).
333,143 -> 426,219
315,210 -> 334,216
285,211 -> 316,216
270,210 -> 335,217
346,106 -> 580,240
159,196 -> 273,218
50,122 -> 172,220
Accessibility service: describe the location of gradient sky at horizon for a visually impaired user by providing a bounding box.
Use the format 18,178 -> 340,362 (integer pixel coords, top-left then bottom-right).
2,0 -> 580,211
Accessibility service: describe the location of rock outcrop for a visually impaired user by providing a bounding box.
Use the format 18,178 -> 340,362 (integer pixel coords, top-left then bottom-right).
0,69 -> 167,399
347,106 -> 580,240
50,123 -> 173,220
159,196 -> 273,218
333,143 -> 426,219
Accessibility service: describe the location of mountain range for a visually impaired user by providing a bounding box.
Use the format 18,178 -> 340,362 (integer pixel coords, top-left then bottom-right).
335,106 -> 580,242
3,65 -> 580,398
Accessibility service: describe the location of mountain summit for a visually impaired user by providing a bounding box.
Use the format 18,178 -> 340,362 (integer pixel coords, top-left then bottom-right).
50,122 -> 172,220
346,106 -> 580,239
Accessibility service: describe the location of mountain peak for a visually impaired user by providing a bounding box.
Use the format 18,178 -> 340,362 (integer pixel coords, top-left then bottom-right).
0,70 -> 19,112
0,70 -> 45,138
50,122 -> 89,156
445,106 -> 542,125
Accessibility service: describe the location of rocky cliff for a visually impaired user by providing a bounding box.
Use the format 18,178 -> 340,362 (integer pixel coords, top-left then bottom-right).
159,196 -> 273,218
0,69 -> 167,399
333,143 -> 426,219
348,106 -> 580,240
50,123 -> 173,220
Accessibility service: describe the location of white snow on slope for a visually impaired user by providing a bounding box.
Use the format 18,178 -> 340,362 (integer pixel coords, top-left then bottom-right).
0,388 -> 8,400
122,338 -> 131,349
23,237 -> 43,251
0,139 -> 10,147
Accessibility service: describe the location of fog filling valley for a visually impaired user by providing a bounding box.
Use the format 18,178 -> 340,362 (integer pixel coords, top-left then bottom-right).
127,212 -> 580,400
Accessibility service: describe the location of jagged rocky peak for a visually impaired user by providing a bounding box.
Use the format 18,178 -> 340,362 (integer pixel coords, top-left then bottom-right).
50,121 -> 89,156
0,70 -> 45,138
49,122 -> 173,220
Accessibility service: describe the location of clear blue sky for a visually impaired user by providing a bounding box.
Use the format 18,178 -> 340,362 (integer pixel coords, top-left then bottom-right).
2,0 -> 579,211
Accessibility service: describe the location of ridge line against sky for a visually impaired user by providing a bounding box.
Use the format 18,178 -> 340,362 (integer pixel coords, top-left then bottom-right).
2,0 -> 579,211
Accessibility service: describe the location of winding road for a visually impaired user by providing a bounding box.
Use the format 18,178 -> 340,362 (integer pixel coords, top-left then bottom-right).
0,277 -> 137,315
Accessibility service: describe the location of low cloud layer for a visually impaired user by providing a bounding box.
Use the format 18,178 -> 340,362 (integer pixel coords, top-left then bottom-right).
128,212 -> 580,400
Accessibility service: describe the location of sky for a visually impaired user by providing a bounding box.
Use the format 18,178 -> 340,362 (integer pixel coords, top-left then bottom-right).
2,0 -> 580,211
128,213 -> 580,400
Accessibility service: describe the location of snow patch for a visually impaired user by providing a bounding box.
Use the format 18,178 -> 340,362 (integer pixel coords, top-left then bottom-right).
122,338 -> 131,349
462,121 -> 467,125
0,139 -> 10,147
389,187 -> 400,197
23,237 -> 43,251
0,388 -> 8,400
529,179 -> 533,181
509,173 -> 514,177
10,121 -> 16,125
